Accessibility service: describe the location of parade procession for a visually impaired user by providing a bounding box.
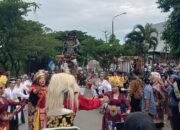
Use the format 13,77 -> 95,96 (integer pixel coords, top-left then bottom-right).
0,0 -> 180,130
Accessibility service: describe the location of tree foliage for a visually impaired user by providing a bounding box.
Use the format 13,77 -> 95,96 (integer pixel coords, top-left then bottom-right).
125,23 -> 158,57
157,0 -> 180,58
124,23 -> 158,66
0,0 -> 126,74
0,0 -> 61,75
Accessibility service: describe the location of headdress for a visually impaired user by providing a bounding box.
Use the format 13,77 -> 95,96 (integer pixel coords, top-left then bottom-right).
46,73 -> 80,114
33,69 -> 47,81
0,75 -> 8,85
109,76 -> 122,87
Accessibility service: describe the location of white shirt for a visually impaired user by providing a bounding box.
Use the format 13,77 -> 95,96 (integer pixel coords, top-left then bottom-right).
98,79 -> 112,94
4,87 -> 18,101
14,84 -> 29,99
24,80 -> 32,88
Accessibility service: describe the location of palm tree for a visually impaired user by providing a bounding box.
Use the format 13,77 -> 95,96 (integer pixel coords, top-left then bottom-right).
125,23 -> 158,65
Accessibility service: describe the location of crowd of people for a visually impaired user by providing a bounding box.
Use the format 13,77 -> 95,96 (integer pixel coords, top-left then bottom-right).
0,64 -> 180,130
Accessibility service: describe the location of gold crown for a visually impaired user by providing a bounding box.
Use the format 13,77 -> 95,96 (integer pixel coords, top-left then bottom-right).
33,70 -> 47,81
0,75 -> 8,85
109,76 -> 123,87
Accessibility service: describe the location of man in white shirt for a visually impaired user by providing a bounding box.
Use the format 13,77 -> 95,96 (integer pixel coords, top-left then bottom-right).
98,73 -> 112,94
3,78 -> 19,129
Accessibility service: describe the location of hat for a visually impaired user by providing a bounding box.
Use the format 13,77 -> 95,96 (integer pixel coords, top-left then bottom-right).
33,70 -> 46,81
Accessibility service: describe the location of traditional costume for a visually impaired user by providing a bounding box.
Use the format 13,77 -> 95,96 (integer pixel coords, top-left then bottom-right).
0,76 -> 25,130
45,72 -> 103,129
100,76 -> 131,130
28,70 -> 48,130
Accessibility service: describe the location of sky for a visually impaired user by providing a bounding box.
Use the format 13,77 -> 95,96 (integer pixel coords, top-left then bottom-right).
26,0 -> 169,42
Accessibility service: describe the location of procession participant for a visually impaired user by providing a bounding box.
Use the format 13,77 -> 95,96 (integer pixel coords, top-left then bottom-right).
3,78 -> 20,130
141,78 -> 156,118
23,74 -> 32,89
167,74 -> 180,130
28,70 -> 48,130
150,72 -> 166,130
0,76 -> 25,130
98,73 -> 112,95
99,76 -> 131,130
76,67 -> 86,95
45,72 -> 106,128
127,70 -> 143,112
90,73 -> 101,97
14,78 -> 29,125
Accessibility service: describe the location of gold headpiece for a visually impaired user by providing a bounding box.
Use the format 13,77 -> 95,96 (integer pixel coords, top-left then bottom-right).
33,70 -> 47,81
109,76 -> 123,87
0,75 -> 8,85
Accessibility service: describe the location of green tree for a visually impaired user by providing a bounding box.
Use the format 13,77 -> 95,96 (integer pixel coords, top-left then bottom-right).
0,0 -> 38,73
0,0 -> 61,75
125,23 -> 158,64
157,0 -> 180,59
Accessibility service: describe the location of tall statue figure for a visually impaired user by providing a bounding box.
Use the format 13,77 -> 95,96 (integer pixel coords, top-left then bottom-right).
64,31 -> 80,56
56,31 -> 80,76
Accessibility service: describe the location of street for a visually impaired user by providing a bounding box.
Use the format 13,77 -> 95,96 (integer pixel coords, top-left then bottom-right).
19,89 -> 171,130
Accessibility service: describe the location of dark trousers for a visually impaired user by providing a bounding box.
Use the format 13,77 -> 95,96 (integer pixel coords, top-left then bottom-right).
10,105 -> 18,130
172,107 -> 180,130
130,97 -> 141,112
18,97 -> 25,124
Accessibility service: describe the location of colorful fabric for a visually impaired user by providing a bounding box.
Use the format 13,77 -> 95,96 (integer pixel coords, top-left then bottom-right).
108,76 -> 124,87
46,113 -> 75,128
0,121 -> 9,130
128,78 -> 143,100
28,84 -> 47,130
153,85 -> 165,124
0,96 -> 24,130
99,92 -> 131,130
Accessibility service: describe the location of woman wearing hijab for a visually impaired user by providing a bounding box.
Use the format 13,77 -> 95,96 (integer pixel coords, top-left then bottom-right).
149,72 -> 166,130
167,74 -> 180,130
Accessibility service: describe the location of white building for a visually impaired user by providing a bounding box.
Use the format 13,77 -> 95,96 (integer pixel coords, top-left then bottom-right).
148,22 -> 170,65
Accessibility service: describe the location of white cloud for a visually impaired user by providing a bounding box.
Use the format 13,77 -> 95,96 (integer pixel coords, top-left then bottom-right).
26,0 -> 169,42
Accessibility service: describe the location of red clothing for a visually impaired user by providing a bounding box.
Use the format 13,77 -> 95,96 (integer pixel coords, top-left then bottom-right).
78,94 -> 102,110
0,96 -> 24,130
99,92 -> 131,109
29,84 -> 47,108
64,94 -> 102,112
99,92 -> 131,130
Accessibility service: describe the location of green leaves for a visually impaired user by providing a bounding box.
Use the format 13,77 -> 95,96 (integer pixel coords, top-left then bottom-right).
125,23 -> 158,56
0,0 -> 59,75
157,0 -> 180,59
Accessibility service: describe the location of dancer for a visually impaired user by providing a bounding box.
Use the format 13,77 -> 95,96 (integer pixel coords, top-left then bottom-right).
45,72 -> 106,128
100,76 -> 131,130
0,76 -> 25,130
28,70 -> 48,130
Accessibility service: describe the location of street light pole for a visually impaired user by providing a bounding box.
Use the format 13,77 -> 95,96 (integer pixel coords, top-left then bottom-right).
112,12 -> 127,35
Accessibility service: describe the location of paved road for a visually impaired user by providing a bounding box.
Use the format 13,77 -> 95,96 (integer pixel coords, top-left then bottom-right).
19,89 -> 171,130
